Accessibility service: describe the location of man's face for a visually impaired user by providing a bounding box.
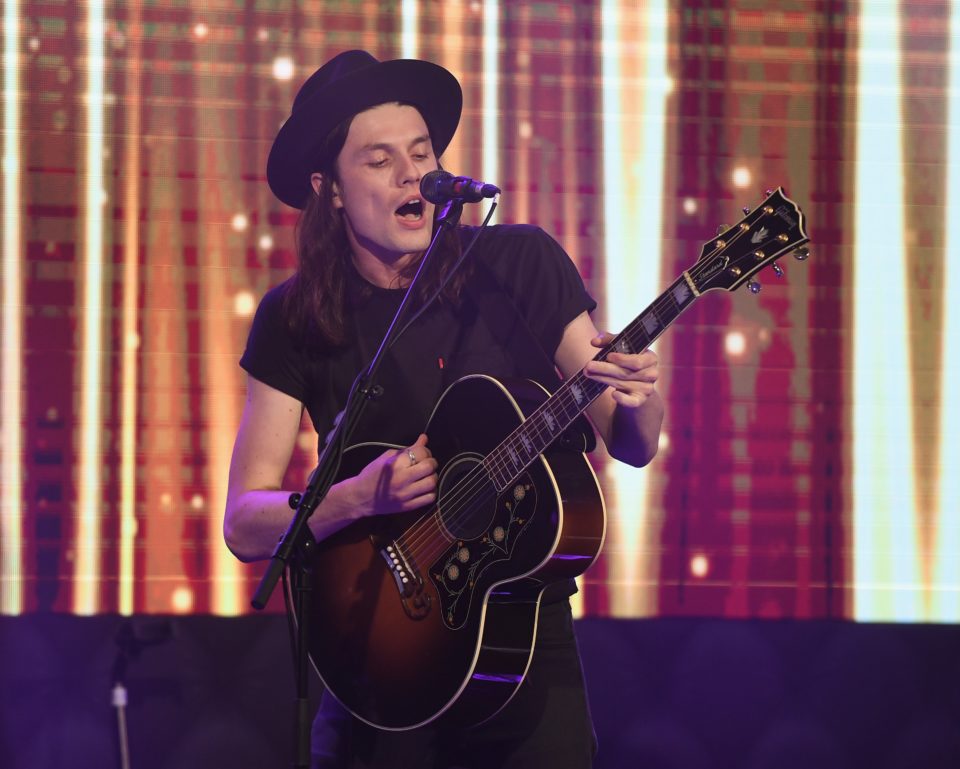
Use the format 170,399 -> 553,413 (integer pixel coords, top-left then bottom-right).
329,103 -> 439,267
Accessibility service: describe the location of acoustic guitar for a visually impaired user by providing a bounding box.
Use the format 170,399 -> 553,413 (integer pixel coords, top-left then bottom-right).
295,187 -> 809,730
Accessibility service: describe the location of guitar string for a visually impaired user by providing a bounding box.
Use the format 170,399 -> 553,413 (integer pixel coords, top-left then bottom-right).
397,223 -> 779,569
397,225 -> 772,568
396,221 -> 792,570
397,288 -> 684,569
396,282 -> 686,567
395,241 -> 727,565
403,271 -> 691,567
400,225 -> 795,572
401,371 -> 609,567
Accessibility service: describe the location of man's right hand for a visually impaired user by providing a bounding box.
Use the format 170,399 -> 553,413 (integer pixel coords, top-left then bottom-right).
346,433 -> 439,518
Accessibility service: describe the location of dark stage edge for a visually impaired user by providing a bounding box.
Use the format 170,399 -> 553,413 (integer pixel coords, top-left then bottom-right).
2,614 -> 959,769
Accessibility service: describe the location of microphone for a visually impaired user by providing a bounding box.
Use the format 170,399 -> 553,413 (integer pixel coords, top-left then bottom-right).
420,170 -> 501,204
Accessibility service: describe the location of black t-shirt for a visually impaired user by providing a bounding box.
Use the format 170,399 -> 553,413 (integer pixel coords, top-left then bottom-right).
240,224 -> 596,447
241,224 -> 596,601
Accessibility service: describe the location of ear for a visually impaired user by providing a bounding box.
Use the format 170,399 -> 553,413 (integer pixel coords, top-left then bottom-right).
310,172 -> 343,209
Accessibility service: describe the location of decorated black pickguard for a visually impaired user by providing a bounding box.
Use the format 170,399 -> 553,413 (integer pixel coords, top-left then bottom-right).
429,474 -> 538,630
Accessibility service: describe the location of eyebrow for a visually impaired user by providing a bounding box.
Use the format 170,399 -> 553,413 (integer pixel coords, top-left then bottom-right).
357,135 -> 432,154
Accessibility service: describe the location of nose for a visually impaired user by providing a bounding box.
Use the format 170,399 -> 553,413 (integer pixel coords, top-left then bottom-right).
397,155 -> 420,187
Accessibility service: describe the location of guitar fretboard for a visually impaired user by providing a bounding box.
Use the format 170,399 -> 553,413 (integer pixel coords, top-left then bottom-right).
482,274 -> 698,492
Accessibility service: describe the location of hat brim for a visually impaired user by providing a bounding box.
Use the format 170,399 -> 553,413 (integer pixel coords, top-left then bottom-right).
267,59 -> 462,209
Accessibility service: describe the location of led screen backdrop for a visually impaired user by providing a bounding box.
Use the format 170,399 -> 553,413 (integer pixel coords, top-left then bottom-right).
1,0 -> 957,621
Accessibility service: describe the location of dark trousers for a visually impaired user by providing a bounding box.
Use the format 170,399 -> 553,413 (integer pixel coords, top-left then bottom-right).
311,599 -> 597,769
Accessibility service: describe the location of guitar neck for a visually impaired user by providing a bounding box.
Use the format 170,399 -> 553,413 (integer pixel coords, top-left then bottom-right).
482,273 -> 700,492
481,186 -> 810,492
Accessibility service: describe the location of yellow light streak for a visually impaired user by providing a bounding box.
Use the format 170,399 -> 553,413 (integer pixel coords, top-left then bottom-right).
74,0 -> 107,615
852,0 -> 921,621
512,7 -> 531,227
482,0 -> 499,223
194,60 -> 243,616
1,0 -> 23,615
439,0 -> 464,175
600,0 -> 668,617
206,343 -> 242,613
119,1 -> 144,616
140,186 -> 186,612
559,19 -> 580,272
401,0 -> 418,59
934,1 -> 960,622
360,1 -> 380,52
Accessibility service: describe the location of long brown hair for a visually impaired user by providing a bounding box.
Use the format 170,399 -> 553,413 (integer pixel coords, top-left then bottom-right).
281,109 -> 467,351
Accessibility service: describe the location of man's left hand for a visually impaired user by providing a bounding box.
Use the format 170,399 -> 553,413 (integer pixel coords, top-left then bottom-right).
583,332 -> 659,409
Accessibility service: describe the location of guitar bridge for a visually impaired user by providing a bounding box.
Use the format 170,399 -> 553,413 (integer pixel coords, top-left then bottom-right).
378,541 -> 431,619
379,541 -> 417,595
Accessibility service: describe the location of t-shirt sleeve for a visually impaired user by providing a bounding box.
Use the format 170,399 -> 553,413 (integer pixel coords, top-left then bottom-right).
238,281 -> 308,403
491,225 -> 597,360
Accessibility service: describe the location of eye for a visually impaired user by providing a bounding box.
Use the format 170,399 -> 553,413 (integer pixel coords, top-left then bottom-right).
369,158 -> 389,168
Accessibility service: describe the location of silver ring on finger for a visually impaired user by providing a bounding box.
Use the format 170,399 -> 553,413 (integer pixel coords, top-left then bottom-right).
407,449 -> 418,466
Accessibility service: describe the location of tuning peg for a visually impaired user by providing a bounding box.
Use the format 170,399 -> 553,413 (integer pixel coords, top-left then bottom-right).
772,262 -> 784,277
765,188 -> 774,196
747,281 -> 762,294
742,206 -> 751,215
717,223 -> 729,234
793,246 -> 810,261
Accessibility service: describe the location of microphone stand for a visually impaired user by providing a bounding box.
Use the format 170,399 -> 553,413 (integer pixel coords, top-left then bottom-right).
250,198 -> 465,769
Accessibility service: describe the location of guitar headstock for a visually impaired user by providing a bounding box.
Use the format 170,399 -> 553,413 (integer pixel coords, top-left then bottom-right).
688,187 -> 809,294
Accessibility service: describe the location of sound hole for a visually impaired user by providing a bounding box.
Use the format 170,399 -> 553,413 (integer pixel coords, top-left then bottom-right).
437,453 -> 497,541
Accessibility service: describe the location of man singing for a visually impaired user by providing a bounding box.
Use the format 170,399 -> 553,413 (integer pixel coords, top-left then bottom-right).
224,49 -> 663,769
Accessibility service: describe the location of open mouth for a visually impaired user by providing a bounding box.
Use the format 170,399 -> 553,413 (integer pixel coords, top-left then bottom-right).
394,199 -> 424,221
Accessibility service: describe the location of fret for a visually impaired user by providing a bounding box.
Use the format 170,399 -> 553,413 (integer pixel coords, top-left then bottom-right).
519,431 -> 534,458
497,449 -> 516,490
483,452 -> 508,492
542,407 -> 557,433
558,388 -> 579,420
582,375 -> 606,400
484,452 -> 516,491
613,278 -> 695,358
481,458 -> 499,491
569,380 -> 586,407
568,383 -> 583,408
640,311 -> 659,336
671,276 -> 693,308
526,417 -> 549,449
502,439 -> 520,471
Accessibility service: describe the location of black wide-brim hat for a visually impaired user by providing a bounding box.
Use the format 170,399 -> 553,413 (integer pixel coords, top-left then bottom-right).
267,50 -> 463,209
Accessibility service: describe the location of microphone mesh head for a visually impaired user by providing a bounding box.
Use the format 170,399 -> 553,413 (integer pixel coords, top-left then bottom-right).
419,170 -> 450,204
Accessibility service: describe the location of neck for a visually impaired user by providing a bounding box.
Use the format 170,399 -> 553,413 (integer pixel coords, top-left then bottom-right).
351,249 -> 418,289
